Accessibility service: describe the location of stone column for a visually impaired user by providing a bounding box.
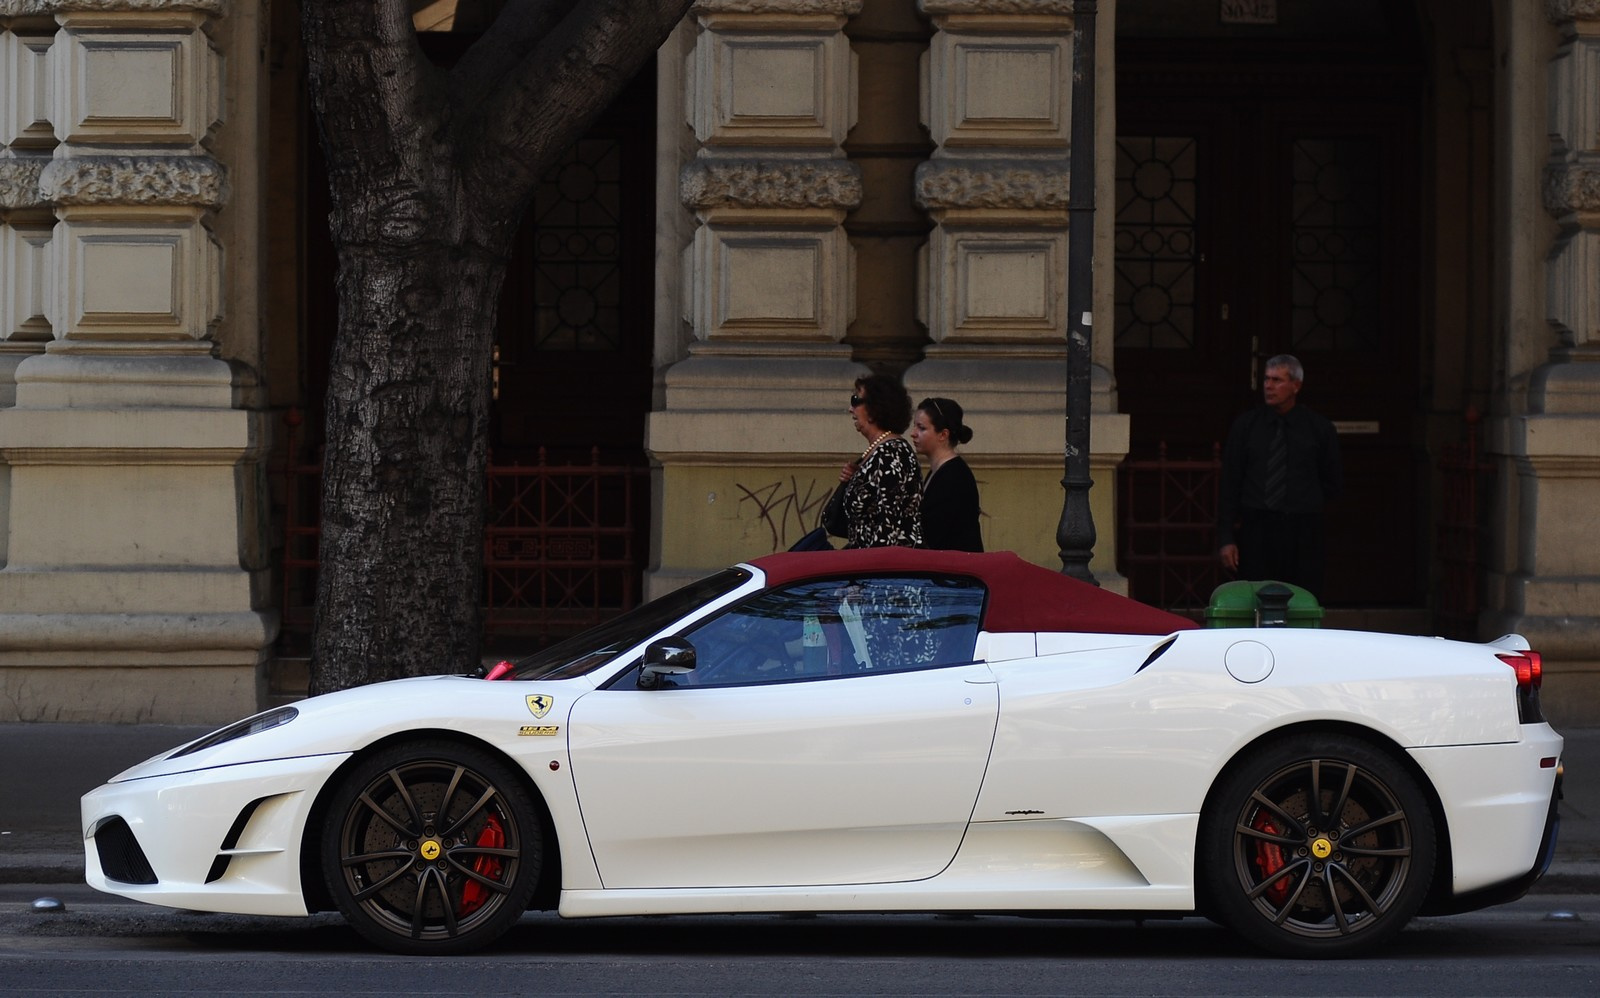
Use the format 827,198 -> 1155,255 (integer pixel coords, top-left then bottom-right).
0,1 -> 274,723
1,14 -> 56,562
646,0 -> 868,588
1483,0 -> 1600,715
903,0 -> 1127,579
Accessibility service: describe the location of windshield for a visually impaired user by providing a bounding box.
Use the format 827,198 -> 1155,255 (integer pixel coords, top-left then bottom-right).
509,568 -> 752,680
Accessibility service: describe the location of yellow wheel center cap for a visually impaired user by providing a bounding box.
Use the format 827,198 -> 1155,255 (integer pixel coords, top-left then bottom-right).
419,839 -> 442,861
1311,837 -> 1333,859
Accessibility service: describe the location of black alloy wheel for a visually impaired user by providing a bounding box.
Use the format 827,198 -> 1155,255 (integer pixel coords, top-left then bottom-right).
1199,733 -> 1436,958
321,740 -> 542,955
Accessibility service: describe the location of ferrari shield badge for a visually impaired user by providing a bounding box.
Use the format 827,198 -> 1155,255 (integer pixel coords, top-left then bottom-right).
526,694 -> 554,719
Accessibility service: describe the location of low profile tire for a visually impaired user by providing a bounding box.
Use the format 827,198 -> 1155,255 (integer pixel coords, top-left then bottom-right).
1198,733 -> 1436,958
320,739 -> 542,955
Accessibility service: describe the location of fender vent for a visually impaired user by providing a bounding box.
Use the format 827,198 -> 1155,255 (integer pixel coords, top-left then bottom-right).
206,797 -> 269,883
94,816 -> 158,885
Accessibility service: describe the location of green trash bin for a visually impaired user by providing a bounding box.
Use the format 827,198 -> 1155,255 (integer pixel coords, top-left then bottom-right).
1205,580 -> 1323,628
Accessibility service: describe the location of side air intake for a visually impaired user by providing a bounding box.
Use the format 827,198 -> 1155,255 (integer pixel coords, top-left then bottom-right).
94,816 -> 158,885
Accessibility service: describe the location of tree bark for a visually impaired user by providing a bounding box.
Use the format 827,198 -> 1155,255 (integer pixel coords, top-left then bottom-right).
300,0 -> 693,693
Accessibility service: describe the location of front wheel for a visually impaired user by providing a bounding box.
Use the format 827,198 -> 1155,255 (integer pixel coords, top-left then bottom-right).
320,740 -> 542,955
1198,733 -> 1436,958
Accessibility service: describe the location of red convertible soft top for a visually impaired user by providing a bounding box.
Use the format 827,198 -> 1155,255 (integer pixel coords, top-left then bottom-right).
748,548 -> 1197,636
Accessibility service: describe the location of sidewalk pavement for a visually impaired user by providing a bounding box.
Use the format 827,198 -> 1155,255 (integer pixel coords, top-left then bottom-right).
3,722 -> 1596,890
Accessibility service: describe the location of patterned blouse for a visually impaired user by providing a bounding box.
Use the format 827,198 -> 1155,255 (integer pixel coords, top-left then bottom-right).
843,436 -> 922,548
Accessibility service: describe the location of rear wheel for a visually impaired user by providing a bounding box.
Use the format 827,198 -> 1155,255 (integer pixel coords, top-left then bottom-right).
320,740 -> 542,955
1198,733 -> 1436,957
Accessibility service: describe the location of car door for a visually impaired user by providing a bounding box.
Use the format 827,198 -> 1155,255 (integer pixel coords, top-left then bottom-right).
567,574 -> 997,889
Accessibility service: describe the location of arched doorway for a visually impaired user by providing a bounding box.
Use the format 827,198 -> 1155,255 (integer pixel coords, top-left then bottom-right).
1113,1 -> 1426,608
287,35 -> 657,649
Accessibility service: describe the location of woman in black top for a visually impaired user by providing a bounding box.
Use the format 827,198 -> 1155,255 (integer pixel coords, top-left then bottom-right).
909,397 -> 983,552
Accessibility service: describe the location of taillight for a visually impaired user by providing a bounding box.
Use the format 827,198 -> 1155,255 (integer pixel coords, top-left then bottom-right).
1497,650 -> 1543,688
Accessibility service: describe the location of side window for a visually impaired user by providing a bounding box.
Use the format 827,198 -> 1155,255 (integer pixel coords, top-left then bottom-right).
674,575 -> 985,688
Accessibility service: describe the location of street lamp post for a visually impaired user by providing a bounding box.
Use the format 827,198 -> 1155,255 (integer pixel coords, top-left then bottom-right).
1057,0 -> 1098,583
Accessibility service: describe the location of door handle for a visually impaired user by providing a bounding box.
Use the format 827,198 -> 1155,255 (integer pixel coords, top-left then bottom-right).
1249,335 -> 1259,390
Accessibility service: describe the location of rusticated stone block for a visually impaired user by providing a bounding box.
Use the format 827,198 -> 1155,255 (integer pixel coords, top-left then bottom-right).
693,0 -> 860,14
1,28 -> 55,149
921,0 -> 1074,16
681,158 -> 861,211
689,6 -> 858,149
52,13 -> 221,148
39,154 -> 228,208
1,219 -> 53,339
1548,0 -> 1600,25
0,153 -> 47,209
915,158 -> 1069,211
0,1 -> 223,16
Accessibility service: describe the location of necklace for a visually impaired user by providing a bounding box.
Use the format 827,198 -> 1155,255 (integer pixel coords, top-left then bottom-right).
861,431 -> 892,460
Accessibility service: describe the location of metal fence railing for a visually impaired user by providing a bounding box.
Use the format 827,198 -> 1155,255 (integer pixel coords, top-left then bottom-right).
1117,443 -> 1226,611
273,410 -> 648,650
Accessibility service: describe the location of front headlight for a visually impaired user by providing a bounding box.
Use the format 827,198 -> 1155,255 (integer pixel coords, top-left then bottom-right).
169,706 -> 299,759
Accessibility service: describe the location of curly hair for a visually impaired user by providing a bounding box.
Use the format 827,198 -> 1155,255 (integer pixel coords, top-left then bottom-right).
854,374 -> 913,434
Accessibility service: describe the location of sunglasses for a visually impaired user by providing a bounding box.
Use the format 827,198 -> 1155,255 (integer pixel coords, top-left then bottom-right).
850,394 -> 865,408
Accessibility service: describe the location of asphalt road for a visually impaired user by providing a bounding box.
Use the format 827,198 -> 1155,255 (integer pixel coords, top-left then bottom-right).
1,885 -> 1596,996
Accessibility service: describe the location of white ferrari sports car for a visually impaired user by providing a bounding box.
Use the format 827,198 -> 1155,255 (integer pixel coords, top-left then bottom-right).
82,549 -> 1563,957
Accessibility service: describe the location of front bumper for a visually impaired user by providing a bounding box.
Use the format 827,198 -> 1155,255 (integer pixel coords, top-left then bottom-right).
82,752 -> 350,917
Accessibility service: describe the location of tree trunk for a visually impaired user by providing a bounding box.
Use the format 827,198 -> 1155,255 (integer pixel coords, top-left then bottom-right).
309,235 -> 506,693
300,0 -> 695,693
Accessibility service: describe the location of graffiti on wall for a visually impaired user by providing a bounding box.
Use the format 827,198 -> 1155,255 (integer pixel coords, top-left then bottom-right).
736,476 -> 835,551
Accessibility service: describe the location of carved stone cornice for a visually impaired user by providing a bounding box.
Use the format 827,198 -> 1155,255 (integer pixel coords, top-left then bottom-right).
0,154 -> 47,210
39,155 -> 228,208
914,159 -> 1069,211
681,159 -> 862,211
692,0 -> 861,16
1544,161 -> 1600,218
921,0 -> 1075,16
1548,0 -> 1600,25
0,0 -> 222,15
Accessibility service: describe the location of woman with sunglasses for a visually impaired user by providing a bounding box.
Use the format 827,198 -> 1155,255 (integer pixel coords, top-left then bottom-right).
909,396 -> 983,552
834,374 -> 921,548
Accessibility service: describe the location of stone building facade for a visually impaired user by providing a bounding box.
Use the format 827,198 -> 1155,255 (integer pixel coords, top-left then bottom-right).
1,0 -> 1596,724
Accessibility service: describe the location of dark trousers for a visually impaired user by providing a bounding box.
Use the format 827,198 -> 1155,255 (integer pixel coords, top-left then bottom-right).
1235,508 -> 1327,598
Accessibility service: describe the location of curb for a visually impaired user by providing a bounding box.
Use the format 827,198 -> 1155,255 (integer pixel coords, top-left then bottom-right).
0,857 -> 83,886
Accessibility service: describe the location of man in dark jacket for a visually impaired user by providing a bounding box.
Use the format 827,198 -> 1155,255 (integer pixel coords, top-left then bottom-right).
1216,355 -> 1343,597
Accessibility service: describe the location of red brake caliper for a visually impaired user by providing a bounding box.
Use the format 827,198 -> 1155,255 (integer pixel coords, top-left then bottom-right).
1252,811 -> 1291,905
459,814 -> 505,915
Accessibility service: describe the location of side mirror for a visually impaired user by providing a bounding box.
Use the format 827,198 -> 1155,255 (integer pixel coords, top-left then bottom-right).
638,637 -> 696,688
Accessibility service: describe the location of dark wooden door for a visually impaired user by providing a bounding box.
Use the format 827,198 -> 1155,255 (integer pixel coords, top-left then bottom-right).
302,50 -> 656,465
293,53 -> 657,646
490,68 -> 656,463
1115,64 -> 1423,606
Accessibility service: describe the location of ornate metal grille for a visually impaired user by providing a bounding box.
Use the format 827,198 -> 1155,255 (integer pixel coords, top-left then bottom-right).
482,447 -> 646,639
1117,443 -> 1225,611
1115,135 -> 1199,349
273,412 -> 647,649
530,138 -> 624,352
1289,138 -> 1381,353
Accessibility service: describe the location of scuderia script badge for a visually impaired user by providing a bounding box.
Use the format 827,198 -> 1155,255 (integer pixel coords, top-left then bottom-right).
526,694 -> 554,719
